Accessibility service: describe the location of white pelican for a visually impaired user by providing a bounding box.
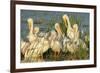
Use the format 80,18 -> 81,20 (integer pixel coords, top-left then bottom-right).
49,23 -> 63,56
62,15 -> 81,53
33,26 -> 39,35
72,24 -> 79,42
25,30 -> 50,61
27,18 -> 33,34
30,37 -> 50,61
38,37 -> 49,59
24,27 -> 40,60
27,18 -> 35,43
50,39 -> 62,56
62,14 -> 67,28
24,18 -> 41,61
55,23 -> 63,39
62,14 -> 74,40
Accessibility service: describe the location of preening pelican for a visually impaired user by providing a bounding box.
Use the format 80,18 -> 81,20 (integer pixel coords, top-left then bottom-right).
62,14 -> 68,28
49,23 -> 63,56
55,23 -> 63,38
62,14 -> 74,40
62,15 -> 81,53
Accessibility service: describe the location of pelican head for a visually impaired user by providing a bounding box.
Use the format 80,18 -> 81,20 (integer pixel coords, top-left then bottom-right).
55,23 -> 60,29
62,14 -> 70,28
27,18 -> 33,32
55,23 -> 63,35
73,24 -> 78,32
34,26 -> 39,34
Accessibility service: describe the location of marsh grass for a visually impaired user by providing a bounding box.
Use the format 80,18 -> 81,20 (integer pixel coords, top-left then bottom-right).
43,47 -> 89,61
21,46 -> 89,62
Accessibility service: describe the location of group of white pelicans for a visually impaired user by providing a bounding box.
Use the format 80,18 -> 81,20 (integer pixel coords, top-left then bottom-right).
21,14 -> 88,62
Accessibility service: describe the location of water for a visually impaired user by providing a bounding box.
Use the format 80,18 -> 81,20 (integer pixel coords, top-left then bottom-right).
21,9 -> 90,39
